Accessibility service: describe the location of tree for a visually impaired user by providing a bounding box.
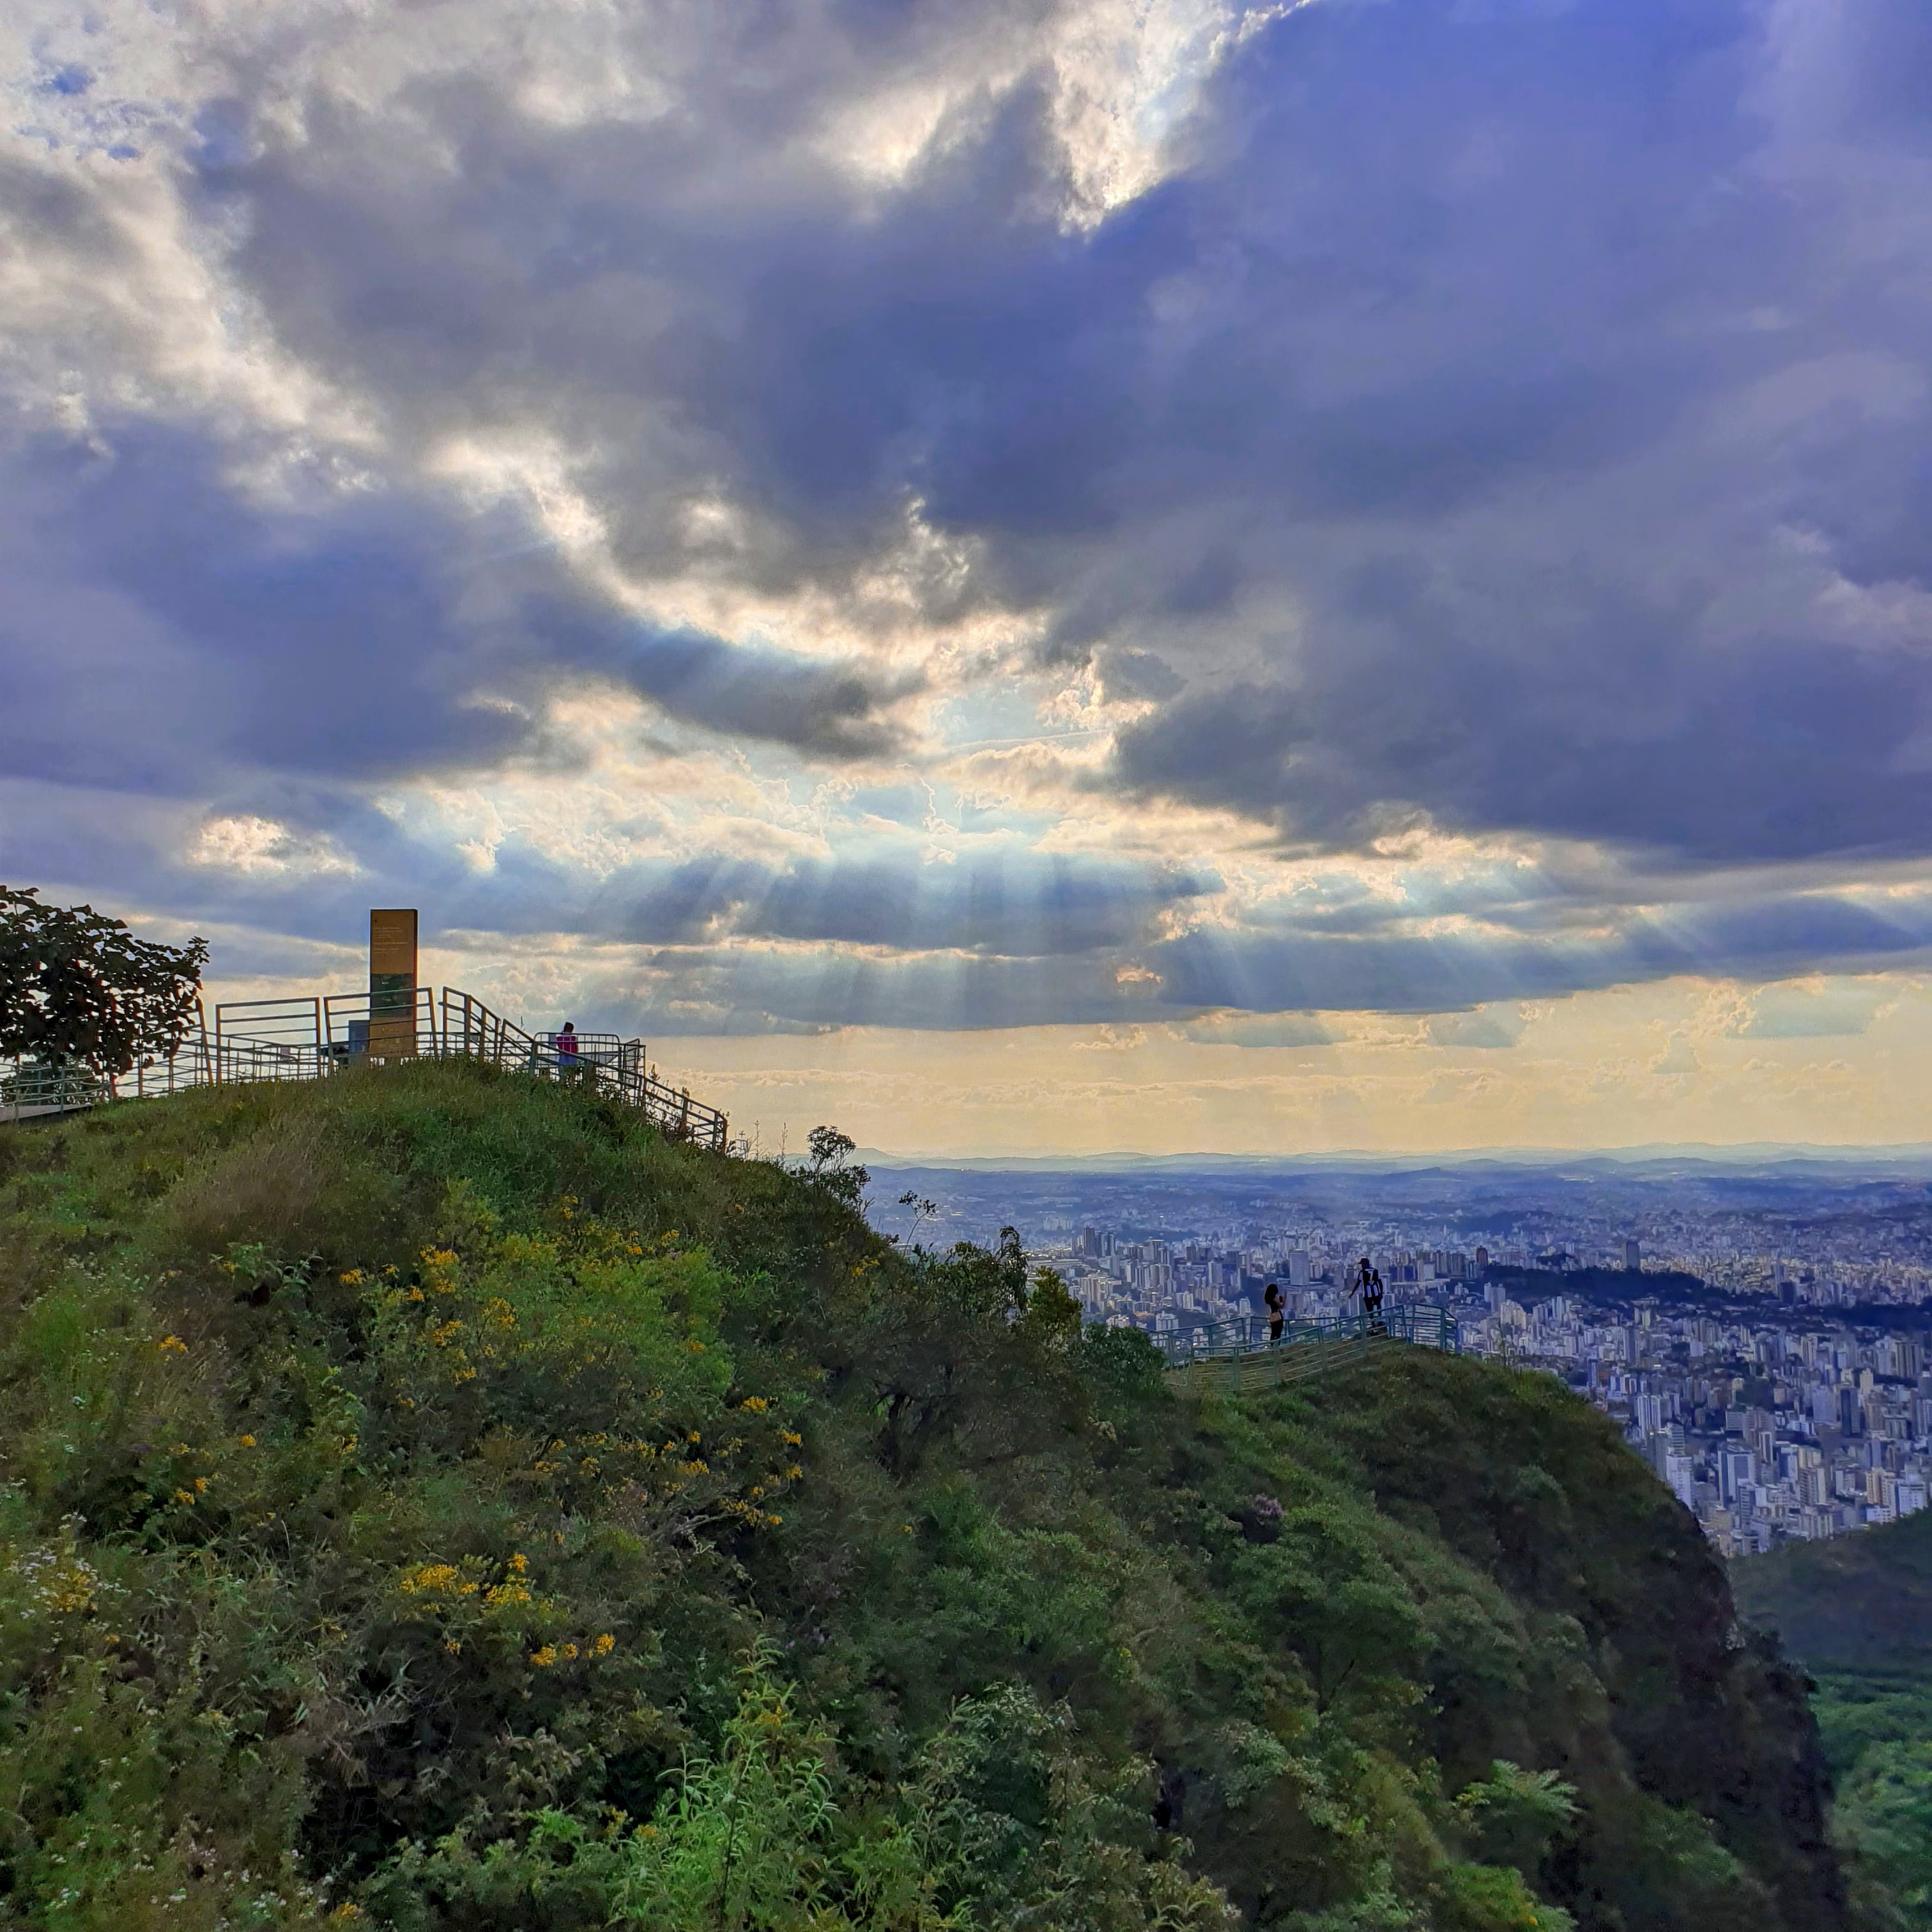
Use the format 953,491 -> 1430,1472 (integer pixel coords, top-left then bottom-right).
0,887 -> 208,1087
803,1124 -> 869,1208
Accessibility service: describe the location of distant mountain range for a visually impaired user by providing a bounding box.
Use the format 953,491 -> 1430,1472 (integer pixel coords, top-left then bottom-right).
857,1142 -> 1932,1178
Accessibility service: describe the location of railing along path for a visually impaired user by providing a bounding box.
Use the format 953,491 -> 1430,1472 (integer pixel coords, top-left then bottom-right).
0,985 -> 729,1151
1158,1303 -> 1460,1391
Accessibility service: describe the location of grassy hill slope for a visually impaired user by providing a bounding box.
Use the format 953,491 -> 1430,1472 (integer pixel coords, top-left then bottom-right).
0,1063 -> 1857,1931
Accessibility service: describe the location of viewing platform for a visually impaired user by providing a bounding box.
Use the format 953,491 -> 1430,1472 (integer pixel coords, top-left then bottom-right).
1159,1304 -> 1460,1392
1,983 -> 730,1152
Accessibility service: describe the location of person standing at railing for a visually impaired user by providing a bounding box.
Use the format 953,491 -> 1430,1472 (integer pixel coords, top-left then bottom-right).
1264,1280 -> 1284,1345
1366,1265 -> 1386,1333
556,1022 -> 580,1084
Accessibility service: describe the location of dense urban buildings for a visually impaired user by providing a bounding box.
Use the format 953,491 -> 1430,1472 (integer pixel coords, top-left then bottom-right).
867,1153 -> 1932,1557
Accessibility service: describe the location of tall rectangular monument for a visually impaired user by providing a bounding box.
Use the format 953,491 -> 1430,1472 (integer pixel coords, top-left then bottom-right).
369,907 -> 419,1058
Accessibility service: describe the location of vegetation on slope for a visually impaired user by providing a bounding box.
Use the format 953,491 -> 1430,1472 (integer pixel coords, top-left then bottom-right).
1735,1508 -> 1932,1926
0,1062 -> 1853,1930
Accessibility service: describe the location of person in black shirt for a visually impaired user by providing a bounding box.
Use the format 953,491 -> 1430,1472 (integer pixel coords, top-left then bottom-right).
1263,1280 -> 1285,1344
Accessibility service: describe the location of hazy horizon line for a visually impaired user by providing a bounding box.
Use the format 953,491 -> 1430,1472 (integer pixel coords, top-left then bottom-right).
850,1139 -> 1932,1172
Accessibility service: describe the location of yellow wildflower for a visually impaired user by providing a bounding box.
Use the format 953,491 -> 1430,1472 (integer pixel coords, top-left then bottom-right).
781,1432 -> 802,1448
562,1642 -> 579,1660
739,1396 -> 769,1413
508,1551 -> 528,1575
592,1632 -> 615,1656
158,1335 -> 188,1355
530,1645 -> 557,1667
238,1434 -> 256,1448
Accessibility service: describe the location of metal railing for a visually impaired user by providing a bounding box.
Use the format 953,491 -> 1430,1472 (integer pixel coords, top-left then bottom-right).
2,984 -> 730,1151
436,989 -> 729,1149
1158,1304 -> 1460,1390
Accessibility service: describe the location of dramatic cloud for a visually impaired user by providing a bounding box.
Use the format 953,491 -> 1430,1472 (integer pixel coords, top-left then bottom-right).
3,0 -> 1931,1114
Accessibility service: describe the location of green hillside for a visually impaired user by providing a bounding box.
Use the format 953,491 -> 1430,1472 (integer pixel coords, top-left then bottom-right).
1735,1512 -> 1932,1927
0,1063 -> 1858,1930
1732,1506 -> 1932,1679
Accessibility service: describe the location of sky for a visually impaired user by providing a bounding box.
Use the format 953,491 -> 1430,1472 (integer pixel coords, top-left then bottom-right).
4,0 -> 1932,1158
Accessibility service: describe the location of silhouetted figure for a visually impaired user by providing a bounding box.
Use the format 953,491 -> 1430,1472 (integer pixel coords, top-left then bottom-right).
1264,1280 -> 1284,1344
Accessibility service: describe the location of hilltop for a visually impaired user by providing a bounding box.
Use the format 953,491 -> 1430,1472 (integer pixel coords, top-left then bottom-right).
0,1062 -> 1859,1929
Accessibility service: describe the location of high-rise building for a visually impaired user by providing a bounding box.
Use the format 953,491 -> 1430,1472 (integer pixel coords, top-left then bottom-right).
1624,1238 -> 1641,1271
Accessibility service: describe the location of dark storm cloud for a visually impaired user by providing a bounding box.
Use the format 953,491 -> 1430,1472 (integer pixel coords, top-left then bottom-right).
554,870 -> 1932,1037
181,0 -> 1932,870
1151,887 -> 1932,1020
0,422 -> 912,792
10,0 -> 1932,1031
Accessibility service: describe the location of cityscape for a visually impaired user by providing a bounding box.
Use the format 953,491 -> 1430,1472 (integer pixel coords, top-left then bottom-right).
867,1152 -> 1932,1559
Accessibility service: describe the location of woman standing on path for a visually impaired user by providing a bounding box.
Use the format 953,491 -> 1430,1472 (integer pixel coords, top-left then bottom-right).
1264,1280 -> 1285,1344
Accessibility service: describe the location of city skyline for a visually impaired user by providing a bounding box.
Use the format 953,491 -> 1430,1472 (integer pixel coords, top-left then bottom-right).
7,1 -> 1932,1156
859,1154 -> 1932,1553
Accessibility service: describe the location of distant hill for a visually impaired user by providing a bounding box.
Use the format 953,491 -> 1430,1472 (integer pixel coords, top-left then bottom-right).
1483,1263 -> 1712,1305
1733,1507 -> 1932,1678
0,1064 -> 1862,1931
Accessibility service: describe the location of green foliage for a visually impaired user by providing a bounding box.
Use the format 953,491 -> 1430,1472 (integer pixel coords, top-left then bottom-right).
1735,1512 -> 1932,1927
0,885 -> 208,1080
1453,1761 -> 1577,1878
1832,1740 -> 1932,1929
0,1064 -> 1859,1930
1434,1861 -> 1574,1932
